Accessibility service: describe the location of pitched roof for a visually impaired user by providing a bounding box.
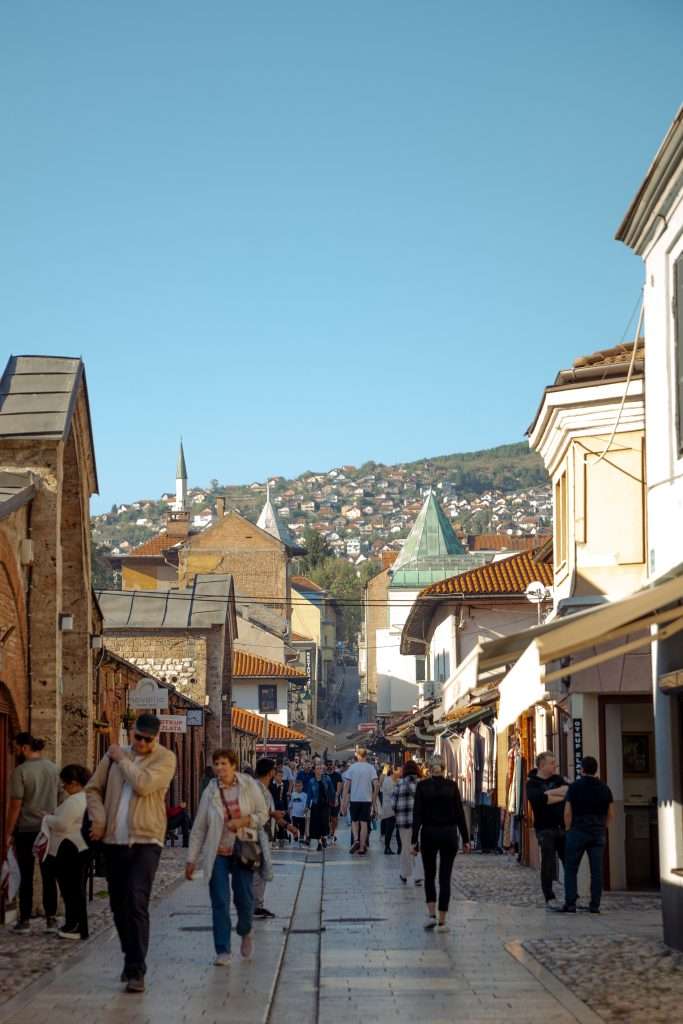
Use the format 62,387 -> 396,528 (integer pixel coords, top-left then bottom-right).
257,484 -> 303,551
390,490 -> 490,588
177,441 -> 187,479
126,532 -> 181,558
572,341 -> 643,370
419,549 -> 553,597
0,355 -> 98,493
97,574 -> 235,631
468,534 -> 542,552
400,548 -> 553,655
233,650 -> 307,679
230,707 -> 305,740
291,575 -> 325,593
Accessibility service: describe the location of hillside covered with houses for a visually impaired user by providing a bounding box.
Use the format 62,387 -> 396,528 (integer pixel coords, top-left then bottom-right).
92,442 -> 551,587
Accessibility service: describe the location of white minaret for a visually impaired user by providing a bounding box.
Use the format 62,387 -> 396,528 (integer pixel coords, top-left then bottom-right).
174,439 -> 188,512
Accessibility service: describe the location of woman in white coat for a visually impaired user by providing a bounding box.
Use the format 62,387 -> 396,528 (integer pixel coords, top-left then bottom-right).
186,748 -> 268,965
43,763 -> 91,940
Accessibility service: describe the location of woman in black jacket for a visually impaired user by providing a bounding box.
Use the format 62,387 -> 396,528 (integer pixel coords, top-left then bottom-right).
411,755 -> 470,931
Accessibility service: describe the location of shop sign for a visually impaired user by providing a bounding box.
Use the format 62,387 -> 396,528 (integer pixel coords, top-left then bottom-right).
159,715 -> 187,734
305,649 -> 312,684
572,718 -> 583,778
258,684 -> 278,714
129,678 -> 169,710
186,708 -> 204,727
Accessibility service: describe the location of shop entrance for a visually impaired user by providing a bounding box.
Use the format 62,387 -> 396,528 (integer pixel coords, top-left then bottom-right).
600,694 -> 659,891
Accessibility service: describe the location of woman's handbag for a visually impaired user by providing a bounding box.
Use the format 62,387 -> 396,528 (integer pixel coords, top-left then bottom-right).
233,835 -> 262,872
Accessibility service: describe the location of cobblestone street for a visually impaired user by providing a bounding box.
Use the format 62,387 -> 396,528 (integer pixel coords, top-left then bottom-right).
0,831 -> 679,1024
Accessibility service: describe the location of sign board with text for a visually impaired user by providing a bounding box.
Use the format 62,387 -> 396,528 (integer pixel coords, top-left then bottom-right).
159,715 -> 187,734
129,678 -> 169,710
572,718 -> 583,778
258,684 -> 278,714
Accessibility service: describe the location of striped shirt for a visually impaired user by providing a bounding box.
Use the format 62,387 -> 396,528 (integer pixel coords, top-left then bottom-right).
218,782 -> 241,854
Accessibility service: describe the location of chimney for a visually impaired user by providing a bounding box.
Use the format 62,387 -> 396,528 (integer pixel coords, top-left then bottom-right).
216,496 -> 226,519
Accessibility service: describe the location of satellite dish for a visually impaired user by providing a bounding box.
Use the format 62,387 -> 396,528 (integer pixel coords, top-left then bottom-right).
525,581 -> 549,604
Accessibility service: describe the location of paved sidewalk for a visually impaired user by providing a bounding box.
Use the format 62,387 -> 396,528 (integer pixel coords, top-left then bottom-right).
0,831 -> 672,1024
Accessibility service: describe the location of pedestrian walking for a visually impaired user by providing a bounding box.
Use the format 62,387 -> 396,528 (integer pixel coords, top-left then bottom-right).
289,780 -> 308,845
254,759 -> 297,916
306,763 -> 335,851
85,713 -> 176,993
526,751 -> 569,906
326,761 -> 343,843
560,756 -> 614,914
269,767 -> 290,847
341,747 -> 379,855
43,764 -> 91,940
411,755 -> 470,931
379,766 -> 401,855
5,732 -> 60,934
186,748 -> 268,965
392,761 -> 423,886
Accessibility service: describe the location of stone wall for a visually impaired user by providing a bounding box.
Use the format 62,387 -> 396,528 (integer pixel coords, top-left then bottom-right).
103,631 -> 208,707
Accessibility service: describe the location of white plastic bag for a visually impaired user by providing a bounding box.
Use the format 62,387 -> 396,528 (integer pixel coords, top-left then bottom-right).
1,846 -> 21,903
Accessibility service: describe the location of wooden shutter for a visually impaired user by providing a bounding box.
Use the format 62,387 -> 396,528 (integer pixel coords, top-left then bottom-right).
676,253 -> 683,453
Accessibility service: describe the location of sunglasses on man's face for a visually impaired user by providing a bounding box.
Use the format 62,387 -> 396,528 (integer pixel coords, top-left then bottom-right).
134,733 -> 155,743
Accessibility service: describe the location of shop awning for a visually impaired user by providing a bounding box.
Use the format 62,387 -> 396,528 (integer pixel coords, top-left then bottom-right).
478,561 -> 683,683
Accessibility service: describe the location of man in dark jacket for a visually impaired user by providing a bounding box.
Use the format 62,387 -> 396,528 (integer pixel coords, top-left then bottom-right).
561,756 -> 613,914
526,751 -> 568,905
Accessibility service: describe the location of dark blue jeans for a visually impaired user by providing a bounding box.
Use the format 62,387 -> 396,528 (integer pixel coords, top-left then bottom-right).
209,854 -> 254,954
564,828 -> 606,909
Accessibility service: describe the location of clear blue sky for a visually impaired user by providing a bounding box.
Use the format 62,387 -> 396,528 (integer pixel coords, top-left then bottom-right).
1,2 -> 680,512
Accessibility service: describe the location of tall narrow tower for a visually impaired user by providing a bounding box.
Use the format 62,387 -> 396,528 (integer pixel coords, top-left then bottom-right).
174,439 -> 188,512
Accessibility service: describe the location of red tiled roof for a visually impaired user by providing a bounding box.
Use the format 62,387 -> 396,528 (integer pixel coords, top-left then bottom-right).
230,707 -> 305,740
468,534 -> 544,552
419,549 -> 553,597
126,532 -> 179,558
233,650 -> 307,679
291,575 -> 325,592
573,340 -> 644,369
291,632 -> 313,642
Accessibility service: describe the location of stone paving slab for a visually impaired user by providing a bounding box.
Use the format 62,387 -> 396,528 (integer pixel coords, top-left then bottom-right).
0,828 -> 671,1024
0,847 -> 187,1008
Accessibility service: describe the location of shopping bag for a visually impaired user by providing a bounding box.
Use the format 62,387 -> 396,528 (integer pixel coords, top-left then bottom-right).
32,820 -> 50,863
1,847 -> 21,903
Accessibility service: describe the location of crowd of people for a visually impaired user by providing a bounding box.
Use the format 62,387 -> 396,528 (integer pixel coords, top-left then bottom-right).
4,723 -> 614,992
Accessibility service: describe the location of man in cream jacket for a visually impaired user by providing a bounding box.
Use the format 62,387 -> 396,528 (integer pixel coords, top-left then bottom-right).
86,713 -> 176,993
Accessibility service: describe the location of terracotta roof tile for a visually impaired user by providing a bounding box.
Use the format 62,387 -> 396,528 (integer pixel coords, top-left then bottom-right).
291,575 -> 325,592
126,532 -> 179,558
468,534 -> 544,552
572,339 -> 644,370
230,707 -> 305,740
419,549 -> 553,597
233,650 -> 307,679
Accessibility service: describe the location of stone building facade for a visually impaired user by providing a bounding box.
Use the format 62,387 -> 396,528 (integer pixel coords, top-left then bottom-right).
0,357 -> 98,852
96,575 -> 237,750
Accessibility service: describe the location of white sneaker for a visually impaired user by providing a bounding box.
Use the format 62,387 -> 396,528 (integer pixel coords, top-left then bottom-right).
423,915 -> 437,930
436,922 -> 449,932
213,953 -> 232,966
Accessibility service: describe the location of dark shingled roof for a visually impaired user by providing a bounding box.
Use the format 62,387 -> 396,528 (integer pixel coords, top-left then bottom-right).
97,574 -> 235,631
0,355 -> 98,492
